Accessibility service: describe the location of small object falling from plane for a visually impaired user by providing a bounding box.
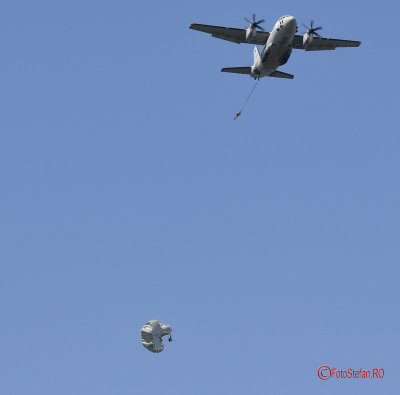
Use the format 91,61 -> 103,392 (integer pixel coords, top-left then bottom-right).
234,80 -> 259,119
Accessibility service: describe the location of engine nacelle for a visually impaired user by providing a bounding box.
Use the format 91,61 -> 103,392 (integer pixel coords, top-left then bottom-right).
303,32 -> 313,50
246,27 -> 256,42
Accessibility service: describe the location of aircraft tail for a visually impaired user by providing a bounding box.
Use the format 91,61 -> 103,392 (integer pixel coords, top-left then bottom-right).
253,46 -> 261,65
220,47 -> 262,77
221,67 -> 251,75
268,70 -> 294,79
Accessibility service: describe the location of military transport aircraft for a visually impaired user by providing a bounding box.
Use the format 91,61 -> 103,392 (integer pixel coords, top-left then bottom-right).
189,15 -> 361,80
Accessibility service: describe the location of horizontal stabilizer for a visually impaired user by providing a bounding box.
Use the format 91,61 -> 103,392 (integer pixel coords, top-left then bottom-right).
221,67 -> 251,75
268,70 -> 294,79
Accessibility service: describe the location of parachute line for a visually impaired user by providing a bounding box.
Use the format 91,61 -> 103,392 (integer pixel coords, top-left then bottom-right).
234,80 -> 259,119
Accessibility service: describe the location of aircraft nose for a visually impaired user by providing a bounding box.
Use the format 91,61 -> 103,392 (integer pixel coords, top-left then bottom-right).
286,16 -> 297,30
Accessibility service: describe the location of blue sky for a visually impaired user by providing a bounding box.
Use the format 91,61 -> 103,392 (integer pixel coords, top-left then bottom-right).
1,0 -> 399,394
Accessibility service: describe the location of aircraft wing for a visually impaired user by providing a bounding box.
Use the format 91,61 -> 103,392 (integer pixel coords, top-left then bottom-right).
189,23 -> 270,45
292,35 -> 361,51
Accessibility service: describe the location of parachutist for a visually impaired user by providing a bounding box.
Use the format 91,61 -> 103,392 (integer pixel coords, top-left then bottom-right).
168,335 -> 172,342
234,111 -> 241,120
141,320 -> 172,353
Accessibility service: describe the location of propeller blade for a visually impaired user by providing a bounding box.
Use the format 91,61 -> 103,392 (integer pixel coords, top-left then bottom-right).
302,20 -> 323,37
256,19 -> 265,24
252,13 -> 256,22
244,17 -> 252,24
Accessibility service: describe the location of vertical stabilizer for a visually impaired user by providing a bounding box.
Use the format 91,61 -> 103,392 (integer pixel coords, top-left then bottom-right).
253,46 -> 261,66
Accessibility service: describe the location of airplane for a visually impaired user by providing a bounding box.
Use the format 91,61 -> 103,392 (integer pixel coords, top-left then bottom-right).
189,14 -> 361,80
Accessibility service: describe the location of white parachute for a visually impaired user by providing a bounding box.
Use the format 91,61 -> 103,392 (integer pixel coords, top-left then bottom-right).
140,320 -> 172,353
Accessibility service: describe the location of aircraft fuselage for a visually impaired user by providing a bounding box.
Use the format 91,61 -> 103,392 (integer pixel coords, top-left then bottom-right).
251,15 -> 297,78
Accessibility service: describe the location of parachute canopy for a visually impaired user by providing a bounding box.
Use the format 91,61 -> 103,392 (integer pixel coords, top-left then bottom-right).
141,320 -> 172,353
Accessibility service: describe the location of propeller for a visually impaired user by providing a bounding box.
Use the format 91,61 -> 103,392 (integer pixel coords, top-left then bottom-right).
244,14 -> 265,31
302,20 -> 322,38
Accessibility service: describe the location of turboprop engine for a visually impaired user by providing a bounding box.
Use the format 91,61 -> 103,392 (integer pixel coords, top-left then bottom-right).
302,31 -> 314,50
244,14 -> 265,42
246,26 -> 256,42
301,20 -> 322,50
